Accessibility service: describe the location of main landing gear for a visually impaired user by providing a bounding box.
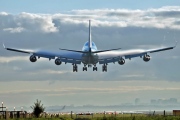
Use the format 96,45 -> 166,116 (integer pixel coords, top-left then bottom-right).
83,64 -> 97,71
83,65 -> 87,71
73,64 -> 107,72
102,64 -> 107,72
73,64 -> 78,72
93,65 -> 97,71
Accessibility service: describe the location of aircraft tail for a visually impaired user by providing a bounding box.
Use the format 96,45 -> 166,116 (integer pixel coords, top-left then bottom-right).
88,20 -> 92,52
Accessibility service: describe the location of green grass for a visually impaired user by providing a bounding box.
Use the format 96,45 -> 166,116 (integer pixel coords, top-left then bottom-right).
5,114 -> 180,120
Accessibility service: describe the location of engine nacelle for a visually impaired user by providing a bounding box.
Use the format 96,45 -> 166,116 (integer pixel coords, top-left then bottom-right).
29,55 -> 37,62
118,58 -> 125,65
143,55 -> 150,62
55,58 -> 62,65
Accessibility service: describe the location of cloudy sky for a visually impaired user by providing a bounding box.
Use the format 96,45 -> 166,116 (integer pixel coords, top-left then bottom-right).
0,0 -> 180,111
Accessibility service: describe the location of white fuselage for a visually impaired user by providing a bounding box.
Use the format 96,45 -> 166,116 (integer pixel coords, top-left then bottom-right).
81,41 -> 98,65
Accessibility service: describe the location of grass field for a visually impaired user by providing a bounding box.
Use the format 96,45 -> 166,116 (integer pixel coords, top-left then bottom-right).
4,113 -> 180,120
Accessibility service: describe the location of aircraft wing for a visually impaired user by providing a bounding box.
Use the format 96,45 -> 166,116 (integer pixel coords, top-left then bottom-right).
3,44 -> 83,64
98,45 -> 176,64
3,44 -> 34,54
34,50 -> 82,64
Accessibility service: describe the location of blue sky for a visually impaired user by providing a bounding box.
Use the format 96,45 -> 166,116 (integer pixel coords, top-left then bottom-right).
0,0 -> 180,111
0,0 -> 180,13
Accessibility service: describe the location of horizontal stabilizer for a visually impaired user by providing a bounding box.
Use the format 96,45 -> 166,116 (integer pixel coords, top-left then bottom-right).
174,41 -> 178,48
59,48 -> 87,53
92,48 -> 121,53
59,48 -> 121,53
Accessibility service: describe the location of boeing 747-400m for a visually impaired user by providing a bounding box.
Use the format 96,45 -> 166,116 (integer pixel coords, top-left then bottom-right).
3,20 -> 177,72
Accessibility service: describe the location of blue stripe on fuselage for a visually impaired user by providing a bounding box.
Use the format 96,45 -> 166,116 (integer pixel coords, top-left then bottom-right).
82,41 -> 97,52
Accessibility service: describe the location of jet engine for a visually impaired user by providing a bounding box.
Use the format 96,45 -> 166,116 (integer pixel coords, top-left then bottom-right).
118,58 -> 125,65
55,58 -> 62,65
29,55 -> 37,62
143,55 -> 150,62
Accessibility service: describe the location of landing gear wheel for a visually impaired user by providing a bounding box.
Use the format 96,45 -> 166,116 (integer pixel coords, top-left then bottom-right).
102,64 -> 107,72
73,64 -> 78,72
83,67 -> 87,71
93,67 -> 97,71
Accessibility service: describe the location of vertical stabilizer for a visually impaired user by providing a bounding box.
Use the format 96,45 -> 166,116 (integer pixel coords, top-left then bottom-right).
88,20 -> 92,52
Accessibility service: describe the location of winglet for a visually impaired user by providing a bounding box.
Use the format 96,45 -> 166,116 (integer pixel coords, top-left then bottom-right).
3,43 -> 6,49
174,41 -> 178,48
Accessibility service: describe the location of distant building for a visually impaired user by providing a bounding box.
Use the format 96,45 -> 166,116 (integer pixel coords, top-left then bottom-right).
150,98 -> 178,105
173,110 -> 180,116
135,98 -> 140,105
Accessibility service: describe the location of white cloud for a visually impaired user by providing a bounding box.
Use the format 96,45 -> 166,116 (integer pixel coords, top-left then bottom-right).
44,69 -> 71,74
26,69 -> 72,75
122,74 -> 144,78
18,12 -> 59,33
0,56 -> 28,63
0,12 -> 59,33
1,6 -> 180,34
0,85 -> 180,96
70,6 -> 180,29
0,56 -> 50,63
13,66 -> 22,71
3,27 -> 25,33
0,12 -> 8,16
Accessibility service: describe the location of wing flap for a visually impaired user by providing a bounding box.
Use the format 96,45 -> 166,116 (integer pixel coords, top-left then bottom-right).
60,58 -> 81,64
99,57 -> 120,64
34,51 -> 82,64
33,53 -> 55,59
125,53 -> 145,59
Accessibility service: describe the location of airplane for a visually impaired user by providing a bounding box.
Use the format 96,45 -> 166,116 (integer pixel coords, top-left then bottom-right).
3,20 -> 177,72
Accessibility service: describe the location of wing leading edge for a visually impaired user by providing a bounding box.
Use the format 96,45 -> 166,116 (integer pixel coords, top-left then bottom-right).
3,44 -> 33,54
3,44 -> 83,64
98,43 -> 177,64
